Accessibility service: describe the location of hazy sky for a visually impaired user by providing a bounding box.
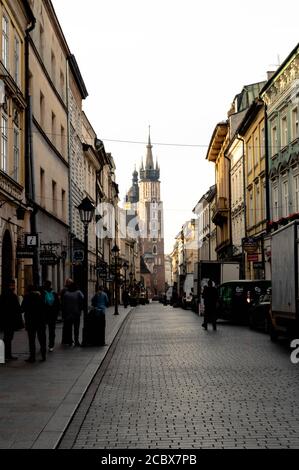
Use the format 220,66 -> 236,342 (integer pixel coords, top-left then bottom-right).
52,0 -> 299,253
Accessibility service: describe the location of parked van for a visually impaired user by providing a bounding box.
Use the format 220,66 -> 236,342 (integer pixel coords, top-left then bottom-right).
217,280 -> 271,324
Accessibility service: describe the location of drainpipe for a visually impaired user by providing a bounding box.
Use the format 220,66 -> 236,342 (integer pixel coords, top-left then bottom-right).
237,135 -> 246,279
25,13 -> 38,286
66,58 -> 73,279
264,104 -> 271,224
262,102 -> 271,280
223,153 -> 232,261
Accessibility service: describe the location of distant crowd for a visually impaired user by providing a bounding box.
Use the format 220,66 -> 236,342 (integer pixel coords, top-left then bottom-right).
0,279 -> 110,363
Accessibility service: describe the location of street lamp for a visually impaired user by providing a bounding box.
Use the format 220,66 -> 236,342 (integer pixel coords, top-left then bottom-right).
111,244 -> 120,315
77,196 -> 95,345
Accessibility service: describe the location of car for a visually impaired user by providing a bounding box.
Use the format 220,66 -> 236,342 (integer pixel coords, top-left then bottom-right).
217,280 -> 271,324
248,289 -> 271,333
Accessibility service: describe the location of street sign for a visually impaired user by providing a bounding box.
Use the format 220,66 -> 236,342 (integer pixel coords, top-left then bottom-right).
73,250 -> 84,262
242,237 -> 258,254
247,254 -> 259,262
25,234 -> 38,247
40,251 -> 58,265
16,247 -> 35,259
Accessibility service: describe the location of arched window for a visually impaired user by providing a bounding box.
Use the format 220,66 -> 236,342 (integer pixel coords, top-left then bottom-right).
153,244 -> 157,255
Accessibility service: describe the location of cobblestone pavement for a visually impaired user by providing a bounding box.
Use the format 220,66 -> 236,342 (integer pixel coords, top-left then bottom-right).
0,306 -> 131,449
59,303 -> 299,449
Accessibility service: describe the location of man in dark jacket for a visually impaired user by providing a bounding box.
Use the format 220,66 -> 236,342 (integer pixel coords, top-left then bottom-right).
0,279 -> 23,361
202,279 -> 218,331
22,285 -> 47,362
42,280 -> 60,352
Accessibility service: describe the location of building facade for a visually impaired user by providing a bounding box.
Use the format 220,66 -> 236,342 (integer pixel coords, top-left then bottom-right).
261,44 -> 299,228
0,0 -> 34,294
193,185 -> 217,262
238,100 -> 268,279
28,0 -> 70,291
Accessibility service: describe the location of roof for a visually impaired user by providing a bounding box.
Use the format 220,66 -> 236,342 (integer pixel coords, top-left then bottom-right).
238,99 -> 264,136
260,42 -> 299,96
206,122 -> 228,162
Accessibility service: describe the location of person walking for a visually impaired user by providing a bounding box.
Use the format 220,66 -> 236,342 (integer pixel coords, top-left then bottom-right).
0,279 -> 23,361
90,285 -> 109,346
122,289 -> 129,308
42,280 -> 60,352
202,279 -> 218,331
22,285 -> 47,362
61,280 -> 84,347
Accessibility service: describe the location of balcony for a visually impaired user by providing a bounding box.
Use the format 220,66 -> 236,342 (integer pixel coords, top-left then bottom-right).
212,196 -> 229,226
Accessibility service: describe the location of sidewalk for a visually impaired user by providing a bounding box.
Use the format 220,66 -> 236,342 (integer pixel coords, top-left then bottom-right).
0,305 -> 133,449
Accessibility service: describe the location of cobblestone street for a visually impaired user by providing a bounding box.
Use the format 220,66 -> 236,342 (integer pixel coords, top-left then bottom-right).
59,303 -> 299,449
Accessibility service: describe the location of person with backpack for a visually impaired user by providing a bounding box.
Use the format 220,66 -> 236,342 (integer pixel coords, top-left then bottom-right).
42,280 -> 60,352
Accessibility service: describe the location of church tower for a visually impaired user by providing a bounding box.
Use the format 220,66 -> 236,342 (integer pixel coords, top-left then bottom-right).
138,129 -> 165,297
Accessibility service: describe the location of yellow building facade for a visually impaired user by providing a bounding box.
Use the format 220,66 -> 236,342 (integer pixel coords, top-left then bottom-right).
239,100 -> 267,279
206,122 -> 231,259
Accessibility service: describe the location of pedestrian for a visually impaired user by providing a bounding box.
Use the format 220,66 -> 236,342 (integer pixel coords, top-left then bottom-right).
122,289 -> 129,308
22,285 -> 47,362
42,280 -> 60,352
90,285 -> 109,346
0,279 -> 23,361
202,279 -> 218,331
61,280 -> 84,346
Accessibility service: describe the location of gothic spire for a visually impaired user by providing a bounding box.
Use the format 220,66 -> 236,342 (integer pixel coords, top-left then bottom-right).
145,125 -> 154,170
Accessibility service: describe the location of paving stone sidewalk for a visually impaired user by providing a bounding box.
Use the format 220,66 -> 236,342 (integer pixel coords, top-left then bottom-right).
60,304 -> 299,449
0,305 -> 132,449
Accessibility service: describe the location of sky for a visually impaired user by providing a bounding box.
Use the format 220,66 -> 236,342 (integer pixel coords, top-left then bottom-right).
52,0 -> 299,254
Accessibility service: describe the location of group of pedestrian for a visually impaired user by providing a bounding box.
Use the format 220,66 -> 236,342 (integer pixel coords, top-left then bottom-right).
0,279 -> 109,363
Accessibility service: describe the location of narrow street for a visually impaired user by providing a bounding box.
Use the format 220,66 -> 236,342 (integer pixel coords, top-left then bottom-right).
59,303 -> 299,449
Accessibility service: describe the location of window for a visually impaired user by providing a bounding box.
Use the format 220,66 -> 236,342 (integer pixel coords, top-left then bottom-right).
271,125 -> 278,156
153,245 -> 157,255
40,168 -> 45,206
248,191 -> 253,227
1,114 -> 8,172
40,92 -> 45,127
260,127 -> 265,158
51,112 -> 56,146
255,184 -> 260,225
61,125 -> 65,156
292,108 -> 298,141
254,131 -> 259,166
261,179 -> 266,220
247,139 -> 253,172
52,180 -> 57,214
39,23 -> 44,59
2,15 -> 9,69
294,175 -> 299,213
60,70 -> 65,100
283,180 -> 289,217
51,51 -> 56,86
272,185 -> 279,220
13,127 -> 20,181
14,35 -> 20,86
281,116 -> 288,147
61,189 -> 66,220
